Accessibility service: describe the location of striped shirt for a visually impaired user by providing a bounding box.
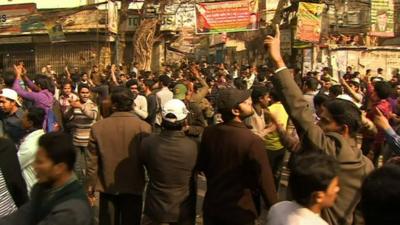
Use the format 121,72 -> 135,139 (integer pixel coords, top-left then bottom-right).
68,100 -> 98,147
0,169 -> 17,216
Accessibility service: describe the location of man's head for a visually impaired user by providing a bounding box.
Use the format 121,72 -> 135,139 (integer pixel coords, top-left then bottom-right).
78,84 -> 91,103
0,88 -> 21,113
22,107 -> 45,130
34,132 -> 76,186
62,82 -> 73,96
361,165 -> 400,225
329,85 -> 343,98
346,66 -> 353,73
2,72 -> 16,88
173,83 -> 188,101
318,99 -> 362,138
159,75 -> 171,87
303,77 -> 319,92
161,99 -> 189,130
217,88 -> 253,122
143,79 -> 155,93
289,152 -> 340,209
349,78 -> 361,92
126,79 -> 140,95
314,94 -> 330,118
251,86 -> 270,108
111,87 -> 134,112
377,68 -> 384,75
371,81 -> 392,102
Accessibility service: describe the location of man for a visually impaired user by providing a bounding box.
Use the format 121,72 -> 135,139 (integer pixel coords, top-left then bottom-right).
198,88 -> 277,225
267,153 -> 340,225
0,137 -> 28,216
126,79 -> 148,120
0,88 -> 25,144
18,107 -> 46,192
361,164 -> 400,225
139,99 -> 198,225
302,77 -> 319,115
156,75 -> 173,126
87,88 -> 151,225
65,84 -> 98,183
264,25 -> 374,225
0,132 -> 92,225
143,79 -> 158,127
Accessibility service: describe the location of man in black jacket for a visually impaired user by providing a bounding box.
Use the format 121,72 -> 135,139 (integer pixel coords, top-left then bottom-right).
0,137 -> 28,215
139,99 -> 198,225
0,132 -> 92,225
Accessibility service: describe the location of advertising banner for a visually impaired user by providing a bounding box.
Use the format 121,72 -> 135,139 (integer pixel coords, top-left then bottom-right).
195,0 -> 259,34
161,3 -> 196,31
107,0 -> 119,33
0,3 -> 37,33
295,2 -> 324,43
46,22 -> 66,43
370,0 -> 395,37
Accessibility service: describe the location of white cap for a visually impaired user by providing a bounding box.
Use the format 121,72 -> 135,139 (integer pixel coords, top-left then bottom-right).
0,88 -> 21,106
162,99 -> 189,122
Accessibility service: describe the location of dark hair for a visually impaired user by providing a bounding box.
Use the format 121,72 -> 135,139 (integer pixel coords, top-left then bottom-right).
78,84 -> 90,93
27,107 -> 45,129
35,75 -> 55,94
361,165 -> 400,225
143,79 -> 155,90
329,85 -> 343,97
38,132 -> 76,171
269,89 -> 280,102
159,75 -> 171,87
289,152 -> 339,207
378,68 -> 384,73
234,78 -> 247,90
111,87 -> 134,112
313,94 -> 330,108
374,81 -> 392,100
251,85 -> 269,103
2,72 -> 16,88
324,99 -> 362,136
126,79 -> 139,89
61,81 -> 73,89
304,77 -> 319,91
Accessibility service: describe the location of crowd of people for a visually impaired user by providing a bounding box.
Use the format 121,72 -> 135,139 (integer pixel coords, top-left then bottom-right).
0,27 -> 399,225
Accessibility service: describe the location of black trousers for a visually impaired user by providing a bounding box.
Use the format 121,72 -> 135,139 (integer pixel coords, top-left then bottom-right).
99,193 -> 142,225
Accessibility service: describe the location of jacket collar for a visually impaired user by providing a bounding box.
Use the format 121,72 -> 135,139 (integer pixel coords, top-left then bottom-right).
160,130 -> 186,137
223,120 -> 248,129
110,111 -> 137,118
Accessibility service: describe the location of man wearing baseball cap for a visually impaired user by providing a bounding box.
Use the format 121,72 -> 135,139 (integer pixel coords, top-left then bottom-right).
139,99 -> 198,225
198,88 -> 277,225
0,88 -> 25,144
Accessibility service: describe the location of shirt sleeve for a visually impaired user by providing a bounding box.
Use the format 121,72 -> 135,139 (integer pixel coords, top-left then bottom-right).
384,127 -> 400,155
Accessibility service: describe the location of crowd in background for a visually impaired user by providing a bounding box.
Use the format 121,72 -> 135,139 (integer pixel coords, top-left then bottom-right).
0,28 -> 399,225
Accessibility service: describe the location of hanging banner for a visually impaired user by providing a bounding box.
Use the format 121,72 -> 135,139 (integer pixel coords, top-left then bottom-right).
161,3 -> 196,31
195,0 -> 259,34
46,22 -> 66,43
265,0 -> 279,24
0,3 -> 37,33
295,2 -> 324,43
370,0 -> 395,37
107,0 -> 119,33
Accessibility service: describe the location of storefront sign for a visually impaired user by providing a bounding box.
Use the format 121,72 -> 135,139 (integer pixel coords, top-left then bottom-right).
195,0 -> 259,34
295,2 -> 324,43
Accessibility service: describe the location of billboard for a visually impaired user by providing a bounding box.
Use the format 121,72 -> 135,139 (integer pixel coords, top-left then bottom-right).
195,0 -> 259,34
370,0 -> 395,37
161,3 -> 196,31
107,0 -> 119,33
295,2 -> 324,43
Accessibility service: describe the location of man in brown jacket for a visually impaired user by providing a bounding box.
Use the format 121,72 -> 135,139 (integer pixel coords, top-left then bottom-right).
264,26 -> 374,225
86,88 -> 151,225
198,88 -> 277,225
